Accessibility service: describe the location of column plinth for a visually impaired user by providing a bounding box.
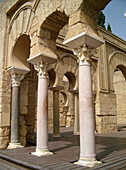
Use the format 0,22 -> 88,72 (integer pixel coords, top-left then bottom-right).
8,143 -> 24,149
31,62 -> 53,156
75,158 -> 101,168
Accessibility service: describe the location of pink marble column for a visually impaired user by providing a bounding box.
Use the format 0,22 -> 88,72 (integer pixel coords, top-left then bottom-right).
63,31 -> 104,167
73,45 -> 101,167
32,62 -> 53,156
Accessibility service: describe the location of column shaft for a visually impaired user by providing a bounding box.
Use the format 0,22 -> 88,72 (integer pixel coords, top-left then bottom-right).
11,86 -> 20,143
74,93 -> 79,135
37,76 -> 48,151
79,63 -> 95,160
63,33 -> 103,167
8,72 -> 25,149
53,90 -> 60,137
32,62 -> 53,156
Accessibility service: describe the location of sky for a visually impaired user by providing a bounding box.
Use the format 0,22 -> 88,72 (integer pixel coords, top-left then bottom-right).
103,0 -> 126,41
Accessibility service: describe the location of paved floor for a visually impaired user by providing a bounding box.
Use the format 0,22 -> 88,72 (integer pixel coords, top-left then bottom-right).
0,127 -> 126,170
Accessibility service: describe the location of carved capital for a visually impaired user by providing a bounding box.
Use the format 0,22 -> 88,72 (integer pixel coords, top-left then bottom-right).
73,44 -> 95,65
11,74 -> 24,87
34,62 -> 48,78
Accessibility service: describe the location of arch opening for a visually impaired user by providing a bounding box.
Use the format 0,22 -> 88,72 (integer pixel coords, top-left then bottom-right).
12,34 -> 30,70
64,72 -> 76,91
48,69 -> 56,88
113,67 -> 126,131
40,11 -> 68,41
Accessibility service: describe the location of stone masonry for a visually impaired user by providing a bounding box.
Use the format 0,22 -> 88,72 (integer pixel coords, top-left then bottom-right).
0,0 -> 126,149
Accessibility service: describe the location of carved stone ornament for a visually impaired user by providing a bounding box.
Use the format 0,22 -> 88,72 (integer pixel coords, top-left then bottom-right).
34,62 -> 48,78
11,73 -> 24,87
73,44 -> 95,65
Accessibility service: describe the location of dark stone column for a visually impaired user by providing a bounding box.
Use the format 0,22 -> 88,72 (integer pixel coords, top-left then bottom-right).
53,90 -> 60,137
8,73 -> 24,149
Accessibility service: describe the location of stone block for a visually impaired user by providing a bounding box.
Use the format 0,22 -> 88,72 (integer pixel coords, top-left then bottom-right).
26,134 -> 35,144
20,95 -> 28,106
0,136 -> 9,149
0,112 -> 10,126
20,125 -> 27,136
0,127 -> 9,137
1,94 -> 11,105
20,106 -> 28,115
27,126 -> 34,135
19,115 -> 26,126
20,136 -> 26,147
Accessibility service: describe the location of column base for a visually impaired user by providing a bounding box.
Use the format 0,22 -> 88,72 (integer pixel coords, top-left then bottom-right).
31,149 -> 53,157
53,134 -> 60,137
7,143 -> 24,149
74,158 -> 102,168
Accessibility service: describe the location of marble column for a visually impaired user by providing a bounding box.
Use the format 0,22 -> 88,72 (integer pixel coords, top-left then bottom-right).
53,90 -> 60,137
8,73 -> 24,149
32,62 -> 53,156
73,93 -> 79,135
73,45 -> 101,167
63,31 -> 103,167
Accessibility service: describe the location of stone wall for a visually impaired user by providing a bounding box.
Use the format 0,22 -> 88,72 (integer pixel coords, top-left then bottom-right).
0,0 -> 21,149
0,0 -> 126,149
113,70 -> 126,125
95,92 -> 117,133
19,66 -> 37,146
48,74 -> 75,129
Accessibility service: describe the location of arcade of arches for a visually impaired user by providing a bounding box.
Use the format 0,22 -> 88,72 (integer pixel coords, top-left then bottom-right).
0,0 -> 126,167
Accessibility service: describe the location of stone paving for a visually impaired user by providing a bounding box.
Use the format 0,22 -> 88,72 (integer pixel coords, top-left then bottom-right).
0,127 -> 126,169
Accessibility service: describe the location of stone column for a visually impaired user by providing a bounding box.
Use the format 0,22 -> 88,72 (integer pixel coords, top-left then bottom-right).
53,90 -> 60,137
32,62 -> 53,156
73,93 -> 79,135
8,73 -> 24,149
63,31 -> 103,167
73,45 -> 101,167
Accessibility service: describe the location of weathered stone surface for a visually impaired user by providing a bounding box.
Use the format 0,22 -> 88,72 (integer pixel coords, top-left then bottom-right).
0,127 -> 9,137
95,92 -> 117,133
0,137 -> 9,149
20,136 -> 26,147
0,0 -> 125,148
20,126 -> 27,137
113,71 -> 126,124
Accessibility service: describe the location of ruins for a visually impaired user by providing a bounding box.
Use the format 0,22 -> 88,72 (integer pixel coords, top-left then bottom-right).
0,0 -> 126,167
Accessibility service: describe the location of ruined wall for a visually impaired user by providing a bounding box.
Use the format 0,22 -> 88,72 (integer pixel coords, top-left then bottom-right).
19,66 -> 37,146
113,71 -> 126,125
0,0 -> 21,149
0,0 -> 125,149
95,27 -> 126,133
95,92 -> 117,133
